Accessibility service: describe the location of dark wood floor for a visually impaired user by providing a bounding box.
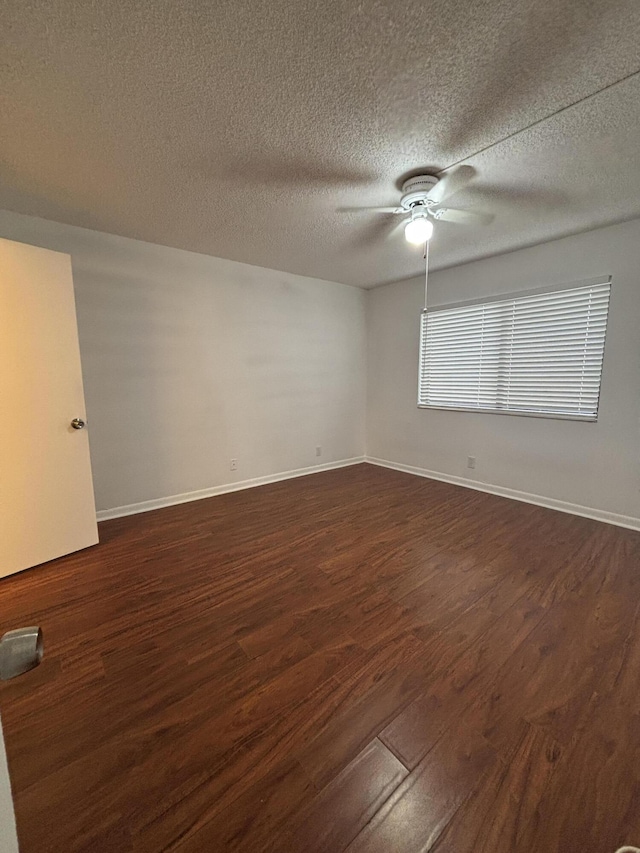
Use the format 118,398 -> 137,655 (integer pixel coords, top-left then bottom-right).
1,463 -> 640,853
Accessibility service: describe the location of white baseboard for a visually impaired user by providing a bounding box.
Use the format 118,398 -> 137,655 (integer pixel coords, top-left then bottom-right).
96,454 -> 640,532
365,457 -> 640,532
97,456 -> 366,521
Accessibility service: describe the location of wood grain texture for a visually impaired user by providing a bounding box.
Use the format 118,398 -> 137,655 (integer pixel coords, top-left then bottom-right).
285,739 -> 408,853
0,463 -> 639,852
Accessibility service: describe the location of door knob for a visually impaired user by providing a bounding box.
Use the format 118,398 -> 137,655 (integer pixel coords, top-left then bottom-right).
71,418 -> 85,430
0,627 -> 43,681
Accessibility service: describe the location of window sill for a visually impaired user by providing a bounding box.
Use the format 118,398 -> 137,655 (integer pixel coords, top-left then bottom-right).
416,404 -> 597,423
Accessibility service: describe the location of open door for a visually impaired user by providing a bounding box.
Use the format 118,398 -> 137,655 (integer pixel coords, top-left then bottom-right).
0,238 -> 98,578
0,716 -> 19,853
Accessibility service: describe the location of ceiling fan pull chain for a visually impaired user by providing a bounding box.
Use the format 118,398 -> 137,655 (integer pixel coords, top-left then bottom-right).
424,238 -> 430,311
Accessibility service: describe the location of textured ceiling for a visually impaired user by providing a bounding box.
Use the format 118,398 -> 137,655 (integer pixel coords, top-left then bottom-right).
1,0 -> 640,287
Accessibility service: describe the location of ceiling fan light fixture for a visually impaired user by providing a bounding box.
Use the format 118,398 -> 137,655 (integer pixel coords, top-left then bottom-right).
404,214 -> 433,245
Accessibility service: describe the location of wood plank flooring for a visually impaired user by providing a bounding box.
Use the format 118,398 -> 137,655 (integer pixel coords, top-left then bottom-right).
1,463 -> 640,852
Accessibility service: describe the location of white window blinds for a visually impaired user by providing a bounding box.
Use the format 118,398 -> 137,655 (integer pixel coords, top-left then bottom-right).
418,277 -> 611,421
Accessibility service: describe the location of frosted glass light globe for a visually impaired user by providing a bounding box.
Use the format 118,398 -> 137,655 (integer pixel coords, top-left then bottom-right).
405,217 -> 434,245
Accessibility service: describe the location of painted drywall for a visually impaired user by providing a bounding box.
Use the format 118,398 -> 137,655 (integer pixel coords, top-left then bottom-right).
366,218 -> 640,523
0,210 -> 366,513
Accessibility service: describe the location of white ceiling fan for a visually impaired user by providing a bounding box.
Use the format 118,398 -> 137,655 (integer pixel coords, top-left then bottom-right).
341,165 -> 494,245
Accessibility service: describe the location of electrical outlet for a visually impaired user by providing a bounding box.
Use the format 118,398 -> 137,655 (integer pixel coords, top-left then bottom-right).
467,456 -> 476,470
315,446 -> 322,457
230,459 -> 237,471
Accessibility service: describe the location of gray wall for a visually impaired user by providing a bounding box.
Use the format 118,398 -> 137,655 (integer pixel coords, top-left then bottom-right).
3,207 -> 639,525
0,210 -> 366,512
367,219 -> 640,523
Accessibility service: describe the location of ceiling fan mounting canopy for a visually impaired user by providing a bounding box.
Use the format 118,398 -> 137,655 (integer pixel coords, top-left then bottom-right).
399,175 -> 440,209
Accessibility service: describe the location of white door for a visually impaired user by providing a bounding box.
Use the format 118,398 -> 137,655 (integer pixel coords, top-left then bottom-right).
0,238 -> 98,578
0,717 -> 18,853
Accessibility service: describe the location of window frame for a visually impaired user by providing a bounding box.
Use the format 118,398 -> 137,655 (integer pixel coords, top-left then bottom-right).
417,275 -> 612,423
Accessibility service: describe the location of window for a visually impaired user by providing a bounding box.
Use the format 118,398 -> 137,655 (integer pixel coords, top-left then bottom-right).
418,277 -> 611,421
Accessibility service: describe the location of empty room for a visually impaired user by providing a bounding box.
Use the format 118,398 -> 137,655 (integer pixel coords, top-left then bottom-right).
1,1 -> 639,851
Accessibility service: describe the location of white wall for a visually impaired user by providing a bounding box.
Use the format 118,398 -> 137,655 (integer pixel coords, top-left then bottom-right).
0,210 -> 366,513
367,219 -> 640,526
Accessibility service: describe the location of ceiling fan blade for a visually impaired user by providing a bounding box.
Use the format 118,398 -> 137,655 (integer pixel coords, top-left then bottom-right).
348,214 -> 406,248
386,217 -> 409,241
426,165 -> 476,205
338,206 -> 403,214
433,207 -> 494,225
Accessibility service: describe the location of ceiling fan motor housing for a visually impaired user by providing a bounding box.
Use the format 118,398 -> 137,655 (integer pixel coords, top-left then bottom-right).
400,175 -> 439,210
